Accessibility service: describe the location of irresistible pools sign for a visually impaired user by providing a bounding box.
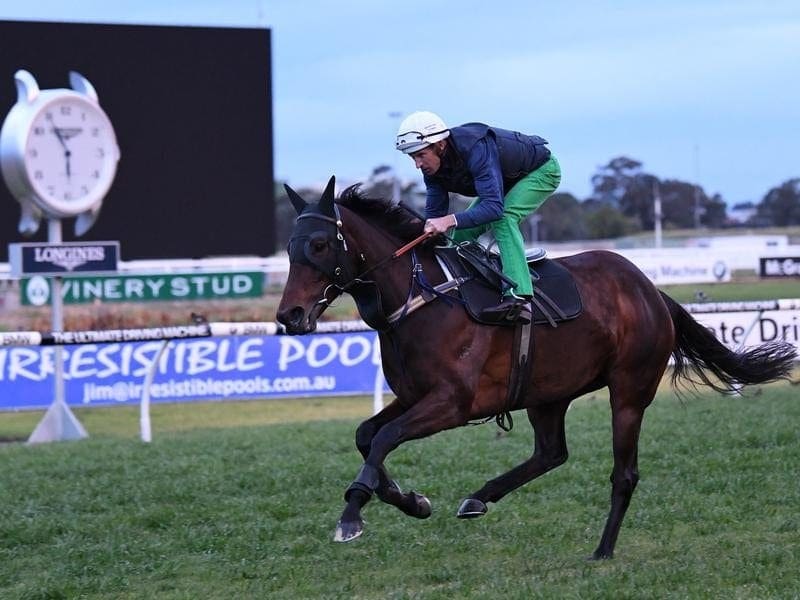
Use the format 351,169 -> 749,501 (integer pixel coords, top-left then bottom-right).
0,332 -> 387,410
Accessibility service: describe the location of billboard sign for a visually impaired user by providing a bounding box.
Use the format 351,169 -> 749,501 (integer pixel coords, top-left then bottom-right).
0,20 -> 274,259
20,271 -> 264,305
692,309 -> 800,351
630,256 -> 731,284
759,257 -> 800,278
9,241 -> 119,275
0,331 -> 388,410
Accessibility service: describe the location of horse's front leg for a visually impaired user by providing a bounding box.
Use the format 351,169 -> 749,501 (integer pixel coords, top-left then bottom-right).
353,401 -> 433,520
334,396 -> 466,542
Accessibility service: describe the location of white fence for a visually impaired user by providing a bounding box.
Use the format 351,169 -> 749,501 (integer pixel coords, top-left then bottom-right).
1,298 -> 798,444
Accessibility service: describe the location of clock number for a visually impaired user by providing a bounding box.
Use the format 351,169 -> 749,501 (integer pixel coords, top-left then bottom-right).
47,186 -> 56,196
81,185 -> 89,195
29,149 -> 38,158
60,105 -> 72,116
91,127 -> 100,137
64,191 -> 72,201
92,170 -> 100,179
33,170 -> 44,180
96,148 -> 105,158
33,126 -> 45,136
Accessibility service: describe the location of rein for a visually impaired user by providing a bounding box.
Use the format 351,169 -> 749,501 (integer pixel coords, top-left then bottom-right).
292,207 -> 435,319
344,231 -> 432,289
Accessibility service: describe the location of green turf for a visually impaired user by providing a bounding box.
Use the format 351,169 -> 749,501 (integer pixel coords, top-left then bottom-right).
0,396 -> 375,442
1,382 -> 798,599
658,278 -> 800,303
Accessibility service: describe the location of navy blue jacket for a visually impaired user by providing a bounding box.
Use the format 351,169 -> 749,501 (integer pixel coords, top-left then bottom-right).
424,123 -> 550,228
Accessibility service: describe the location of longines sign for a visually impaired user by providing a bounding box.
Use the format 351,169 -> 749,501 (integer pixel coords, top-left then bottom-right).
9,241 -> 120,276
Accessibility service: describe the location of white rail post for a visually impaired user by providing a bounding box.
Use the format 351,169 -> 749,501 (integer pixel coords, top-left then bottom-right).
140,339 -> 170,443
372,362 -> 385,415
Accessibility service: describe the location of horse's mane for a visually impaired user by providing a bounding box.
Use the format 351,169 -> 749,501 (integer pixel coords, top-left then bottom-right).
336,184 -> 423,242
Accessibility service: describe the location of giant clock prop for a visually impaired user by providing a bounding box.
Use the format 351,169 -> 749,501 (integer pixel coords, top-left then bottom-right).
0,70 -> 120,444
0,69 -> 120,236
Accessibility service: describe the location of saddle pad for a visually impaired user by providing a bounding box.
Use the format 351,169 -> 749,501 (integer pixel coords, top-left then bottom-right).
528,258 -> 583,324
435,247 -> 583,327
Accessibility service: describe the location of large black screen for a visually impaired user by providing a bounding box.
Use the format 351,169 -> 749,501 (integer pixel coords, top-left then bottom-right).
0,20 -> 274,260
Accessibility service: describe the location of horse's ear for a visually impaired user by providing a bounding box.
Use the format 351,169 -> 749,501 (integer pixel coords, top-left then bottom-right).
284,183 -> 307,215
318,175 -> 336,217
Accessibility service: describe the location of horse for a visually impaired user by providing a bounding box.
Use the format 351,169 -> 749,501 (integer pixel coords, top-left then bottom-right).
276,176 -> 797,559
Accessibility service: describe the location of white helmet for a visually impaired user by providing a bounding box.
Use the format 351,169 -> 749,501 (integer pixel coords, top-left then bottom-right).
395,111 -> 450,154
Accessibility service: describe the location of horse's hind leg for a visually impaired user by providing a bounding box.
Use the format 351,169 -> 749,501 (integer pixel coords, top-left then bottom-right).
353,400 -> 432,520
592,377 -> 655,559
457,401 -> 570,518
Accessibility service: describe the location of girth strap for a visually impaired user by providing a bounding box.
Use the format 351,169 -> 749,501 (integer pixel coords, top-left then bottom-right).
469,315 -> 534,432
496,318 -> 534,431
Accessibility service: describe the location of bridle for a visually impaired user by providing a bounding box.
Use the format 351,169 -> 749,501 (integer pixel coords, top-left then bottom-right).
287,203 -> 433,320
287,204 -> 356,310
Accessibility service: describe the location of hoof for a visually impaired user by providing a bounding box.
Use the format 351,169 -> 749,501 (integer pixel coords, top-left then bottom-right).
333,519 -> 363,543
456,498 -> 487,519
410,492 -> 432,519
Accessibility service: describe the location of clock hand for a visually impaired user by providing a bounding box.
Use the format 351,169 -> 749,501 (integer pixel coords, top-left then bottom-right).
65,148 -> 72,179
52,125 -> 68,149
51,125 -> 73,180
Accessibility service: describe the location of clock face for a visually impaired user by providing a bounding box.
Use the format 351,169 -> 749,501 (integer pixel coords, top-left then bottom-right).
23,95 -> 118,215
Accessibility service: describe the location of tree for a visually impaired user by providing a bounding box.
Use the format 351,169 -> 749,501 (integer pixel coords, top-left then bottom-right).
620,173 -> 660,230
590,156 -> 644,206
756,178 -> 800,226
591,157 -> 657,229
592,156 -> 728,231
658,180 -> 726,229
582,201 -> 640,239
533,192 -> 587,241
703,193 -> 728,229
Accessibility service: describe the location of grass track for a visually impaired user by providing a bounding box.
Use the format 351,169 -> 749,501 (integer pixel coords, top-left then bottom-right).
659,278 -> 800,303
1,383 -> 799,598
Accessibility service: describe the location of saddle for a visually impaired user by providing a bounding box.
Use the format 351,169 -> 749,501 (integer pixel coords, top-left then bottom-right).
434,241 -> 583,327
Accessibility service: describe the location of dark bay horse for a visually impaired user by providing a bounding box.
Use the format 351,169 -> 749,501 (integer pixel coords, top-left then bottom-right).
276,177 -> 796,559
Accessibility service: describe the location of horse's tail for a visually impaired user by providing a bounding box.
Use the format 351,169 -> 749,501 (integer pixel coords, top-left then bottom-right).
660,292 -> 797,393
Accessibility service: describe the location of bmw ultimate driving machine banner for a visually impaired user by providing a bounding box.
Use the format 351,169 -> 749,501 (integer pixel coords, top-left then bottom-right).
0,332 -> 386,410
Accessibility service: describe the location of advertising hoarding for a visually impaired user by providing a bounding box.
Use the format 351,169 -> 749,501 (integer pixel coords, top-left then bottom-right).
0,331 -> 387,410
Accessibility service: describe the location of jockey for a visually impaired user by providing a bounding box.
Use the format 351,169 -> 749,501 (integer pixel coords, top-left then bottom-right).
396,111 -> 561,324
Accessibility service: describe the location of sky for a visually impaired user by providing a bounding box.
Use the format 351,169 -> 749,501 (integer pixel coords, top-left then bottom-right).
1,1 -> 799,206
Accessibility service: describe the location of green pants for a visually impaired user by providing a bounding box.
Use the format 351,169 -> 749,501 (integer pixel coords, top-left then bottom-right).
452,155 -> 561,297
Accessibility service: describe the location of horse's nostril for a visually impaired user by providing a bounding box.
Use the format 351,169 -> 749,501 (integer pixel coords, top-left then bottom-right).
277,306 -> 305,328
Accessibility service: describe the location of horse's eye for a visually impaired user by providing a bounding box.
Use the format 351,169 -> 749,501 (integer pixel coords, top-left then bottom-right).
311,239 -> 328,253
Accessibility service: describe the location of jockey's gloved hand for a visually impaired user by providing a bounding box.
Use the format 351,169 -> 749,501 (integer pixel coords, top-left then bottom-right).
423,214 -> 457,235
